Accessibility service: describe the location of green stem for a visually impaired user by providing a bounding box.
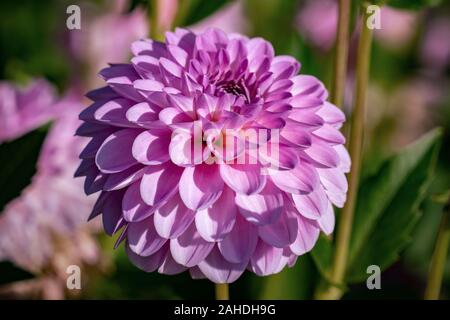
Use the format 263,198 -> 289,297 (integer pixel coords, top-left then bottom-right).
215,283 -> 229,300
330,0 -> 351,108
149,0 -> 164,41
315,2 -> 374,300
424,201 -> 450,300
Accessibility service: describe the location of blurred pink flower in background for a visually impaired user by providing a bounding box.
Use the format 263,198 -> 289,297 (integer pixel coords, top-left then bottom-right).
190,1 -> 247,34
420,17 -> 450,72
296,0 -> 337,51
374,7 -> 418,51
0,80 -> 56,143
0,82 -> 104,299
155,0 -> 178,33
67,0 -> 148,86
296,1 -> 417,52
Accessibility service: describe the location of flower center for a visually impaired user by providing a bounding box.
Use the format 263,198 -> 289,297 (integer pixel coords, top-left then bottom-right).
219,81 -> 250,103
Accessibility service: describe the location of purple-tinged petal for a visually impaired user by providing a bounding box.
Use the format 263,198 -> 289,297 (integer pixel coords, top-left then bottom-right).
158,250 -> 187,275
126,245 -> 166,272
258,207 -> 298,248
218,214 -> 258,264
289,215 -> 320,255
316,101 -> 346,127
236,181 -> 283,226
140,162 -> 183,206
313,124 -> 346,145
122,181 -> 155,222
269,161 -> 319,194
198,247 -> 247,284
104,164 -> 145,191
219,164 -> 266,195
292,184 -> 328,220
317,200 -> 335,235
154,193 -> 195,239
179,164 -> 224,211
127,215 -> 167,256
95,129 -> 141,174
102,190 -> 126,235
132,128 -> 171,165
302,138 -> 340,168
170,223 -> 214,267
249,240 -> 284,276
195,187 -> 237,242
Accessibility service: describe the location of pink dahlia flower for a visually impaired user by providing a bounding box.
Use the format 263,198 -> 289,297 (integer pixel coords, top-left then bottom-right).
77,28 -> 350,283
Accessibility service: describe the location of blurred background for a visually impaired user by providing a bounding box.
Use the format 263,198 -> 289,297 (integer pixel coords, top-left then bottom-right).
0,0 -> 449,299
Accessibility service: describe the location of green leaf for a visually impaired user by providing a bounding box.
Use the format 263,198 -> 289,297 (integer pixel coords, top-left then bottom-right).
346,128 -> 442,282
180,0 -> 232,26
387,0 -> 442,10
0,129 -> 47,213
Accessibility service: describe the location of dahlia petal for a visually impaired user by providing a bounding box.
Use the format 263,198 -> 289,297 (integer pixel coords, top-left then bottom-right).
102,190 -> 126,235
288,109 -> 324,127
127,215 -> 167,256
106,75 -> 143,102
86,86 -> 119,101
76,122 -> 116,137
289,215 -> 320,255
317,201 -> 335,235
122,181 -> 155,222
335,144 -> 351,173
303,139 -> 340,168
80,99 -> 134,127
258,208 -> 298,248
126,102 -> 160,125
167,44 -> 189,67
158,250 -> 187,275
198,247 -> 247,284
313,124 -> 346,145
269,161 -> 319,194
292,184 -> 328,220
167,94 -> 194,113
132,128 -> 171,165
218,214 -> 258,263
131,55 -> 162,79
236,181 -> 283,225
131,39 -> 167,57
290,75 -> 327,99
280,120 -> 312,147
126,245 -> 166,272
160,57 -> 183,78
219,164 -> 266,195
247,38 -> 274,62
95,129 -> 141,174
88,191 -> 110,221
258,143 -> 299,170
317,167 -> 348,207
159,107 -> 193,125
154,193 -> 195,239
169,129 -> 203,166
316,101 -> 346,126
189,267 -> 207,280
104,164 -> 145,191
170,223 -> 214,267
84,167 -> 107,195
179,164 -> 224,211
140,162 -> 183,206
195,187 -> 237,242
249,240 -> 284,276
270,56 -> 301,81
